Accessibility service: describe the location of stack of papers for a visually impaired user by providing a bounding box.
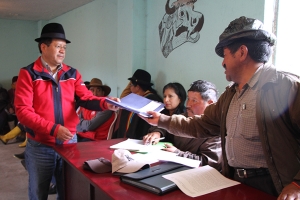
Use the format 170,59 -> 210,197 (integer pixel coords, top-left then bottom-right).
110,139 -> 201,168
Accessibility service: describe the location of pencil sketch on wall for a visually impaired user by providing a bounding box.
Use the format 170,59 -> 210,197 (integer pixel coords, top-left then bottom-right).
159,0 -> 204,58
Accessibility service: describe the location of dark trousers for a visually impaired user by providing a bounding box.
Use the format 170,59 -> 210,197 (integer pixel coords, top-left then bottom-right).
234,172 -> 278,196
77,134 -> 93,142
0,109 -> 8,133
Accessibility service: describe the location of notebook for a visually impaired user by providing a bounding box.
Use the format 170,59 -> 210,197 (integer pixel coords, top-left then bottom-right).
120,162 -> 192,195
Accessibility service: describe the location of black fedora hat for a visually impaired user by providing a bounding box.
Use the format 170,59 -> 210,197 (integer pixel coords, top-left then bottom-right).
128,69 -> 153,86
35,23 -> 71,43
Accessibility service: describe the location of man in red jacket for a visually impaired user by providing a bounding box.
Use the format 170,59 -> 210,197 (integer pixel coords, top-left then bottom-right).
14,23 -> 118,200
77,78 -> 116,141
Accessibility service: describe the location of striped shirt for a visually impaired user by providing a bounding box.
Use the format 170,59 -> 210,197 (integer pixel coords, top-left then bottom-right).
225,66 -> 267,168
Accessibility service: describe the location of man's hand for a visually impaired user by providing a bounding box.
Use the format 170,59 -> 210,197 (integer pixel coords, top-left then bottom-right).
163,143 -> 177,152
143,132 -> 161,145
278,183 -> 300,200
106,97 -> 120,111
56,126 -> 74,141
139,111 -> 161,126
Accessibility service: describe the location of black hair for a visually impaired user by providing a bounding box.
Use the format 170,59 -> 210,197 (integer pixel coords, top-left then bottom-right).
38,38 -> 52,53
131,80 -> 162,101
188,80 -> 218,102
226,38 -> 273,63
162,82 -> 186,114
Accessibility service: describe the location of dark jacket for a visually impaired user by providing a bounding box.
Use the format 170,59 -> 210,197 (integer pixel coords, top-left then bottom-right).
149,111 -> 222,171
158,64 -> 300,194
112,92 -> 162,139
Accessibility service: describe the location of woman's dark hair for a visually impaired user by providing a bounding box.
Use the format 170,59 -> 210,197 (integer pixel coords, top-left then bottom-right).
226,38 -> 273,63
162,82 -> 186,115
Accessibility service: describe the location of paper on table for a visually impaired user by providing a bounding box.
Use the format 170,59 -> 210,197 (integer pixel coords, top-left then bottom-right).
156,153 -> 201,168
162,165 -> 240,197
109,139 -> 172,153
110,139 -> 201,167
110,139 -> 145,151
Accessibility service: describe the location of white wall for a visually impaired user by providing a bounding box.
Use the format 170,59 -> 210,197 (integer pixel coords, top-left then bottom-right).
0,19 -> 38,89
49,0 -> 119,96
146,0 -> 266,95
0,0 -> 274,97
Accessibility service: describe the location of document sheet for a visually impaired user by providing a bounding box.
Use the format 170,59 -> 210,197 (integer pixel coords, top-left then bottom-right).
162,165 -> 240,197
110,139 -> 201,168
105,93 -> 164,117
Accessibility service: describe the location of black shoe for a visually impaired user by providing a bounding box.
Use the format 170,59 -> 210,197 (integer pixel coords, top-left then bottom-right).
21,159 -> 27,170
48,184 -> 57,194
14,151 -> 25,159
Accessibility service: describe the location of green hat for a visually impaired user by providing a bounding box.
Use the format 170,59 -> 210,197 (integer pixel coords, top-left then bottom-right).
215,16 -> 276,57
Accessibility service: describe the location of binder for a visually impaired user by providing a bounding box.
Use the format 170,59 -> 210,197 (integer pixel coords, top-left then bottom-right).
120,162 -> 191,195
105,93 -> 165,118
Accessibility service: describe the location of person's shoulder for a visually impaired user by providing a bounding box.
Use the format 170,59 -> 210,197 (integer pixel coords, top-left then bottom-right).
145,93 -> 162,102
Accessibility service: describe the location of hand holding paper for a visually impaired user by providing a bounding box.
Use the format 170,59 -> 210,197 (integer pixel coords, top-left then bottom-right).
106,97 -> 120,111
139,111 -> 161,126
105,93 -> 164,118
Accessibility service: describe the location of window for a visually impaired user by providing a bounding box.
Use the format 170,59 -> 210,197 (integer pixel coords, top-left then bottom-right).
274,0 -> 300,75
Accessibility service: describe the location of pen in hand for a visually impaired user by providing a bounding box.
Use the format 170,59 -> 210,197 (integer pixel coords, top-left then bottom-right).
145,137 -> 165,146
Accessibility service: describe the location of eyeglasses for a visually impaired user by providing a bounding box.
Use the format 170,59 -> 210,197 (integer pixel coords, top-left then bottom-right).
54,45 -> 67,51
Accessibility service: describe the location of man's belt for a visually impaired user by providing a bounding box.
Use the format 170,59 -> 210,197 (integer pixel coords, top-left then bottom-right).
235,168 -> 269,178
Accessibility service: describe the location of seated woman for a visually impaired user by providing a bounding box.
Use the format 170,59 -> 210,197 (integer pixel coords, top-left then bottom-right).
112,69 -> 162,139
144,80 -> 222,171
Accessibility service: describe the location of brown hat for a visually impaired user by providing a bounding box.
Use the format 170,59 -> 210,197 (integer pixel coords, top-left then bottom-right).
215,16 -> 276,57
83,157 -> 112,173
128,69 -> 153,86
87,78 -> 111,96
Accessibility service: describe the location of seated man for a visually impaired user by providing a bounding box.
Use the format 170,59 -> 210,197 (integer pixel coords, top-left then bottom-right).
77,78 -> 116,142
144,80 -> 222,171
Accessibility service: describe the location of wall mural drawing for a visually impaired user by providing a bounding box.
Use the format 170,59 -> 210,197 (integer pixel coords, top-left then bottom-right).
159,0 -> 204,58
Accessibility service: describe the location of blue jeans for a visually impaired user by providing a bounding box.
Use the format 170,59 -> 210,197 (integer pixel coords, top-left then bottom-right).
26,137 -> 77,200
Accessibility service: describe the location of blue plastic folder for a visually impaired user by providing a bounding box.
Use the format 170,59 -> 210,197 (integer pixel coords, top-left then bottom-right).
105,93 -> 165,118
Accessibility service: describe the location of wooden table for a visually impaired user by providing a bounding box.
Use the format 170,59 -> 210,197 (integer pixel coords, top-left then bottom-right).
53,139 -> 277,200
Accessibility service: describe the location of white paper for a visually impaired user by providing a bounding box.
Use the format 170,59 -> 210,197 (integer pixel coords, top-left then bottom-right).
110,139 -> 146,151
162,165 -> 240,197
138,101 -> 162,113
110,139 -> 201,168
156,153 -> 201,168
110,139 -> 169,153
